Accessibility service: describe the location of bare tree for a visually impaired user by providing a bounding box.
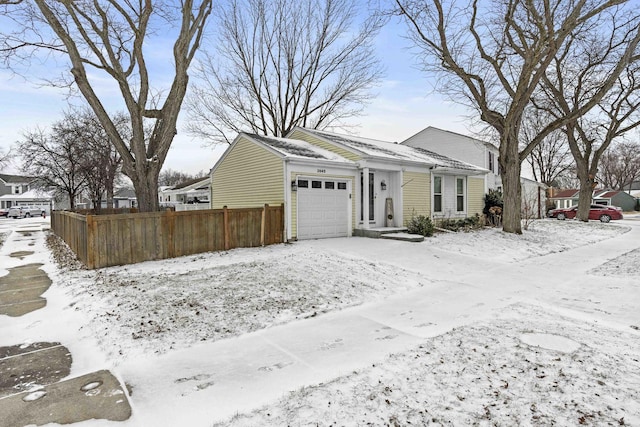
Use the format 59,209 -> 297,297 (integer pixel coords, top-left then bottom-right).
395,0 -> 639,233
1,1 -> 213,211
537,24 -> 640,221
61,107 -> 128,212
186,0 -> 383,144
159,168 -> 207,187
0,146 -> 12,168
598,140 -> 640,191
18,127 -> 86,210
521,110 -> 573,187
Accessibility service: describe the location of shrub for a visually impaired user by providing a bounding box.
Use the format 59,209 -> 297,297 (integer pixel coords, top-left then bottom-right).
407,214 -> 434,237
438,215 -> 482,232
483,189 -> 503,215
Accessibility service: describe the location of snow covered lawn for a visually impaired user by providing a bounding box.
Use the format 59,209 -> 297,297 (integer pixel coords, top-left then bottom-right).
44,218 -> 640,425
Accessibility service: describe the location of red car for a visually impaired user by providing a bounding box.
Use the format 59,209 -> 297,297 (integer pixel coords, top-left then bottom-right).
549,204 -> 623,222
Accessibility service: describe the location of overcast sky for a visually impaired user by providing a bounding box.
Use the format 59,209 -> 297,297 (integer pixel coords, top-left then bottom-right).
0,13 -> 478,176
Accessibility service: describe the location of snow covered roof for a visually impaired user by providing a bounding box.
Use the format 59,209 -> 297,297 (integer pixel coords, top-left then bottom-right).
0,188 -> 54,200
297,128 -> 484,172
246,134 -> 355,164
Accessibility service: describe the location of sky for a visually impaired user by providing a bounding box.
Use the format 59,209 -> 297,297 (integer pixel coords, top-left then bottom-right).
0,10 -> 477,176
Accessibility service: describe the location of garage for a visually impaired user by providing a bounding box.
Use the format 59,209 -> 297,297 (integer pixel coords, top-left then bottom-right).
297,178 -> 349,239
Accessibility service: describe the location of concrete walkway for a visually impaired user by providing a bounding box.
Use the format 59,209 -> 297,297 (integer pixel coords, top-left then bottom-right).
0,218 -> 131,426
119,218 -> 640,425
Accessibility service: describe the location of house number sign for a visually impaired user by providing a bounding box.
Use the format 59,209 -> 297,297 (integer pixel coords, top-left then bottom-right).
316,169 -> 326,173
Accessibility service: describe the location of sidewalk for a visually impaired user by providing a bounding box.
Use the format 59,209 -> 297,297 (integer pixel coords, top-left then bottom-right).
0,218 -> 131,426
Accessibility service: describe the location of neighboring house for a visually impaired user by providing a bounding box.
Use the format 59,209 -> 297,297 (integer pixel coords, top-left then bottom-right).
0,188 -> 58,213
549,189 -> 637,212
0,173 -> 35,209
210,127 -> 487,241
402,127 -> 501,193
549,189 -> 579,210
593,190 -> 637,211
158,177 -> 211,210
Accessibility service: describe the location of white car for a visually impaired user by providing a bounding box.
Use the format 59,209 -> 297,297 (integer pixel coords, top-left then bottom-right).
7,206 -> 45,218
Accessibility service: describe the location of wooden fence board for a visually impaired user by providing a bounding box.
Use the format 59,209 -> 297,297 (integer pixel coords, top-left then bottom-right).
52,205 -> 284,269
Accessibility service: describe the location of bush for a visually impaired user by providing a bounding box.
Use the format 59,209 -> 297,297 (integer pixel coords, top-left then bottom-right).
407,214 -> 434,237
438,215 -> 482,232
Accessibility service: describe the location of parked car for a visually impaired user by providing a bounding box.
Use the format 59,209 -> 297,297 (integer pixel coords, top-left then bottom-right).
0,208 -> 9,217
549,204 -> 623,223
7,206 -> 46,219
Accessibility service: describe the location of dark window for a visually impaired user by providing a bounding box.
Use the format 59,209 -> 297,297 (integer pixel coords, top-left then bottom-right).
325,181 -> 335,189
337,182 -> 347,190
434,176 -> 442,213
312,180 -> 322,189
298,180 -> 308,188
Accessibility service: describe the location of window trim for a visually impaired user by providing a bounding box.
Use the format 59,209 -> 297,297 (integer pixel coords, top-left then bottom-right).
456,176 -> 466,213
433,175 -> 443,214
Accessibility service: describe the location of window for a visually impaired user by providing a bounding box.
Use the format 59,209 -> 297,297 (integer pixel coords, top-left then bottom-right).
325,181 -> 335,189
298,180 -> 309,188
337,182 -> 347,190
456,177 -> 465,212
360,172 -> 375,221
488,152 -> 495,173
312,180 -> 322,189
433,176 -> 442,213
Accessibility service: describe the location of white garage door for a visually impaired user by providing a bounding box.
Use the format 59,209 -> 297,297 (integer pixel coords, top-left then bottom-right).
297,178 -> 349,239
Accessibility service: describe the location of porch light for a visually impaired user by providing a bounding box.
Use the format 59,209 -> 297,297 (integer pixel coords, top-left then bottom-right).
380,180 -> 387,191
291,180 -> 298,192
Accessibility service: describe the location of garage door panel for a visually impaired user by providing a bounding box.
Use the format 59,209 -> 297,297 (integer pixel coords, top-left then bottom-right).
298,179 -> 349,240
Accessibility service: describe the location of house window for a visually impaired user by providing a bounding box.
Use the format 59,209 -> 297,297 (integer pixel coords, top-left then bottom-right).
456,177 -> 466,212
488,152 -> 495,173
360,172 -> 375,221
433,176 -> 442,213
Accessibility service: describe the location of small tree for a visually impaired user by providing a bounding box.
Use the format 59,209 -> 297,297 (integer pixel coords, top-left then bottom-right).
19,127 -> 86,210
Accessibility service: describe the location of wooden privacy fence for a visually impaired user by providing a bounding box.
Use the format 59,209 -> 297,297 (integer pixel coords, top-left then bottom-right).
51,204 -> 284,269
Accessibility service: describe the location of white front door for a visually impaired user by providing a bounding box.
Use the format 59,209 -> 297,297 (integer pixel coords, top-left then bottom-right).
297,178 -> 349,239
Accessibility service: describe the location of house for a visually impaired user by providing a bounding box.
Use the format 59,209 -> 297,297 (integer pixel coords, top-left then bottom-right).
158,177 -> 211,210
0,188 -> 58,213
549,189 -> 637,212
593,190 -> 637,211
402,126 -> 549,218
402,127 -> 501,192
210,127 -> 487,241
549,189 -> 579,210
0,173 -> 35,209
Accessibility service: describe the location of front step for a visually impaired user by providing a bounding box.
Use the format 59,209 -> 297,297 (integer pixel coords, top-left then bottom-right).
380,232 -> 425,242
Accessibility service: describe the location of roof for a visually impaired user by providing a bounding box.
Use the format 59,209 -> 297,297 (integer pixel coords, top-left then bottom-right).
551,189 -> 579,199
0,173 -> 35,184
245,133 -> 355,164
113,188 -> 137,199
597,191 -> 619,199
173,177 -> 210,190
296,128 -> 484,172
0,188 -> 54,200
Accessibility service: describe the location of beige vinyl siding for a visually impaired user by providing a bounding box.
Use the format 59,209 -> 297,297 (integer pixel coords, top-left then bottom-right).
288,129 -> 361,162
290,172 -> 355,240
402,171 -> 431,226
467,177 -> 484,216
211,136 -> 284,208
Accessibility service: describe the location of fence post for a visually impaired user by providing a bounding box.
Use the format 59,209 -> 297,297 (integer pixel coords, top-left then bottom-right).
223,206 -> 230,250
261,204 -> 268,246
86,214 -> 95,269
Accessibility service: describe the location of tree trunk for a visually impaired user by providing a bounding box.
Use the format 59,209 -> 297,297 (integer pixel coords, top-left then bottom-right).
574,159 -> 596,222
128,164 -> 160,212
500,133 -> 523,234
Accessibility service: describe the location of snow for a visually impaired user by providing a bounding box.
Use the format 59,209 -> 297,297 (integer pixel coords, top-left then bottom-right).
1,216 -> 639,426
